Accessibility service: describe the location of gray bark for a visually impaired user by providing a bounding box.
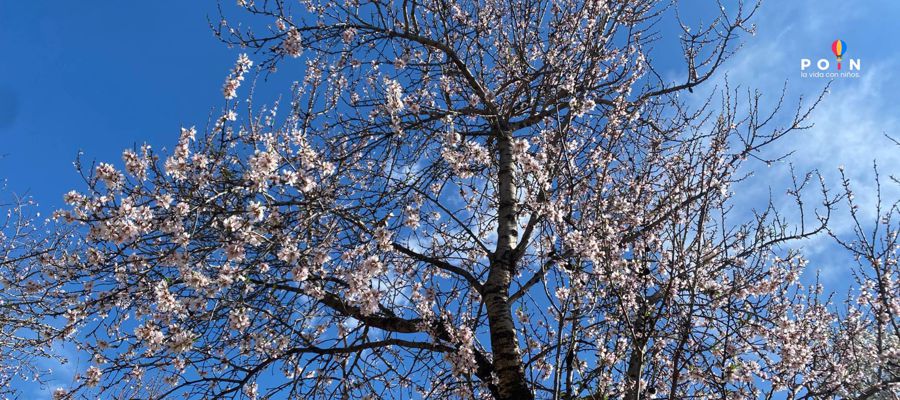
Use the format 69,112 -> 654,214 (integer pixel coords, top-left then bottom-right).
485,128 -> 534,400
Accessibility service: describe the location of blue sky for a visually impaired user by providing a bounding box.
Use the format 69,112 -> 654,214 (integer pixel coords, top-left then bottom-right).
0,1 -> 298,209
0,2 -> 230,208
2,0 -> 899,398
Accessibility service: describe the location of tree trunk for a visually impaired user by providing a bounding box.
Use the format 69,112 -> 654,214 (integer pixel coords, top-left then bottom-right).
485,129 -> 533,400
624,341 -> 646,400
624,301 -> 651,400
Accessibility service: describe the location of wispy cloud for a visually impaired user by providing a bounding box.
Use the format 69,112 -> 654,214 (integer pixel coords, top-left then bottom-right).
27,341 -> 85,399
680,0 -> 900,288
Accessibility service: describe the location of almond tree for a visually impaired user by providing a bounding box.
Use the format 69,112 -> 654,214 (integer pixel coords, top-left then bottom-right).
34,0 -> 897,399
814,162 -> 900,399
0,195 -> 64,395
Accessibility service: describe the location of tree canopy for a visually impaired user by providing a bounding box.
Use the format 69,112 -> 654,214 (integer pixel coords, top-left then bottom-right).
0,0 -> 898,399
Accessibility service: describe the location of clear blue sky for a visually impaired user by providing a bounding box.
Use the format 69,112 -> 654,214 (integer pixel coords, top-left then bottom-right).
0,1 -> 298,209
2,1 -> 899,398
0,2 -> 229,208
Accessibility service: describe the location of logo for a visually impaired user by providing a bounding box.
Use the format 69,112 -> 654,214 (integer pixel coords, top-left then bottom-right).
831,39 -> 847,70
800,39 -> 861,79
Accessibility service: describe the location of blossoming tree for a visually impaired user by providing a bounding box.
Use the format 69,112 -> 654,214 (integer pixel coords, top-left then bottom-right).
30,0 -> 899,399
0,196 -> 65,395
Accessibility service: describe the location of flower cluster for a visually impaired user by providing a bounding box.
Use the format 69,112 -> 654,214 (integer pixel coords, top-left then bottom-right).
223,53 -> 253,100
345,255 -> 386,316
444,325 -> 477,376
281,28 -> 303,57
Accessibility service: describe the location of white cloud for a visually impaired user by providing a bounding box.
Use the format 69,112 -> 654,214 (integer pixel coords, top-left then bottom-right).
676,0 -> 900,288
